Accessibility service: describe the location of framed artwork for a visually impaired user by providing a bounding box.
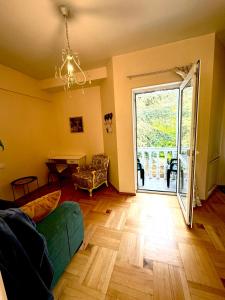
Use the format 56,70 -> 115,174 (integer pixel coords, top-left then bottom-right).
104,113 -> 113,133
70,117 -> 84,133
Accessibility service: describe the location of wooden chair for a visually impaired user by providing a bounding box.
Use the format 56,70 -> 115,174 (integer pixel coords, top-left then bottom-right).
46,162 -> 69,186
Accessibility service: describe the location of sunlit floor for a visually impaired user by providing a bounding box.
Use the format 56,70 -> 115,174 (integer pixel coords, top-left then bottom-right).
137,175 -> 177,192
52,184 -> 225,299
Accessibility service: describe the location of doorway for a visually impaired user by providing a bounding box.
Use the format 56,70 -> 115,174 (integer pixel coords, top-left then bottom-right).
133,63 -> 200,226
135,86 -> 179,193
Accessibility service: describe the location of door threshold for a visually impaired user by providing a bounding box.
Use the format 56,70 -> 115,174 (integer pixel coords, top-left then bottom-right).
137,189 -> 177,196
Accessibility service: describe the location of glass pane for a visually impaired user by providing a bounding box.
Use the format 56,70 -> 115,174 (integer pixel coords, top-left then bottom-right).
178,80 -> 193,209
136,88 -> 179,192
180,82 -> 193,155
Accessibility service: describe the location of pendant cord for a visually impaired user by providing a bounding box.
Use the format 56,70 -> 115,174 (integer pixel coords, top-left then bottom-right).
64,16 -> 71,50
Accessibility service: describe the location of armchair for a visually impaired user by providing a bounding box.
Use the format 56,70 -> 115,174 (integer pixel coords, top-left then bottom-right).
72,154 -> 109,197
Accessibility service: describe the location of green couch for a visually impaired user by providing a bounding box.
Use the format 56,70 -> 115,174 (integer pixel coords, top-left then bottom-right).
37,201 -> 84,287
0,199 -> 84,288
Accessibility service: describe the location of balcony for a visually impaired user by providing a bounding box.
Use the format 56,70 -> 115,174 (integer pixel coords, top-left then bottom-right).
137,147 -> 177,192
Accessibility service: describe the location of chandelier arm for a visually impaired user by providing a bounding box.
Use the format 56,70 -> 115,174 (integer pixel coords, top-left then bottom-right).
59,58 -> 68,79
71,57 -> 87,85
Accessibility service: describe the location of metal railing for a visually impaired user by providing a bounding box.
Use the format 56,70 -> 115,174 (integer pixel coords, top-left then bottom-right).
137,147 -> 177,179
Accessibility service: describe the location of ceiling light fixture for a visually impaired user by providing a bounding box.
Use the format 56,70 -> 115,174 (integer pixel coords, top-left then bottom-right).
55,5 -> 87,90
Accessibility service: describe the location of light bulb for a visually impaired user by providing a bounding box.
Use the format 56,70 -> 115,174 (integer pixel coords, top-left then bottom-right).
67,61 -> 74,74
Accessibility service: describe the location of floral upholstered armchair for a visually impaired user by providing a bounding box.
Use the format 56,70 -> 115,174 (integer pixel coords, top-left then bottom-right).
72,154 -> 109,197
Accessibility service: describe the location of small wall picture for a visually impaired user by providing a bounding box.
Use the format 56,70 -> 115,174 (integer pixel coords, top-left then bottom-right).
104,113 -> 113,133
70,117 -> 84,133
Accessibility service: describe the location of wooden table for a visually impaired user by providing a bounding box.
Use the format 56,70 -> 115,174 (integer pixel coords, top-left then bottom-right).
48,155 -> 86,166
47,155 -> 86,175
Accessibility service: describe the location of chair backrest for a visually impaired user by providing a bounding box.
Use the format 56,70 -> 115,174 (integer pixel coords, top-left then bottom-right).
92,154 -> 109,170
137,158 -> 143,171
46,162 -> 58,173
169,159 -> 177,171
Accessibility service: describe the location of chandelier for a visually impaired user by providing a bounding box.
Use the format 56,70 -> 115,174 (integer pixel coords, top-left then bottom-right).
55,5 -> 87,90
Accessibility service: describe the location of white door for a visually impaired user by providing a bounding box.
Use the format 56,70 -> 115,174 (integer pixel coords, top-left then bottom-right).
177,62 -> 200,226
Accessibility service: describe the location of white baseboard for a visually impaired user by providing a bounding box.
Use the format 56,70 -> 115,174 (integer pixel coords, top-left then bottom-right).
207,184 -> 217,198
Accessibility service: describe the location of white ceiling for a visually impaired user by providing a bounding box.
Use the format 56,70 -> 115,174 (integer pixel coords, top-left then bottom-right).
0,0 -> 225,79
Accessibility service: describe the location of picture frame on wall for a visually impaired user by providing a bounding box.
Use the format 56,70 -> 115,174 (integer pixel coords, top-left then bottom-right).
70,116 -> 84,133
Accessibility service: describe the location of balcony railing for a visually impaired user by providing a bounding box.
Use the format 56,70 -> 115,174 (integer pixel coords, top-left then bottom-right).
137,147 -> 177,180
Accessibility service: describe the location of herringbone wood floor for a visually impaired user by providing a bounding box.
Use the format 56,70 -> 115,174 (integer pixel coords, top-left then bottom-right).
53,187 -> 225,300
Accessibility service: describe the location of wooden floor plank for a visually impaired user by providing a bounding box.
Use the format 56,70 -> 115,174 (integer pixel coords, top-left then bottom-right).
65,253 -> 89,278
144,237 -> 182,267
189,281 -> 225,299
60,284 -> 105,300
178,243 -> 224,289
204,225 -> 225,251
107,262 -> 153,299
153,262 -> 191,300
116,232 -> 144,267
79,246 -> 117,294
89,225 -> 122,250
105,207 -> 128,230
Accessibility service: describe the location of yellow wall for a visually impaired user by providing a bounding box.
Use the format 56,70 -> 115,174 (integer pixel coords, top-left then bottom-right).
51,86 -> 104,163
0,65 -> 56,200
207,37 -> 225,193
111,33 -> 215,199
219,103 -> 225,185
215,39 -> 225,186
100,61 -> 119,189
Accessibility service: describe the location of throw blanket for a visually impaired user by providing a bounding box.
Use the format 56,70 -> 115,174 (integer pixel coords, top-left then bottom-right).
0,208 -> 53,300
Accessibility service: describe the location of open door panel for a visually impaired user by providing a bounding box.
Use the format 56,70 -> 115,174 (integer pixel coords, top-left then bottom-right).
177,62 -> 200,226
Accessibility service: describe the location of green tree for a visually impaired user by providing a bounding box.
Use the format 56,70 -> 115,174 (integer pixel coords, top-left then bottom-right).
136,89 -> 178,148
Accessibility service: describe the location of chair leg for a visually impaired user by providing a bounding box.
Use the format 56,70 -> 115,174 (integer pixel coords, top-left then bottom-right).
48,173 -> 55,185
105,181 -> 108,187
74,184 -> 78,190
167,170 -> 171,188
48,173 -> 51,185
141,169 -> 144,186
89,189 -> 93,197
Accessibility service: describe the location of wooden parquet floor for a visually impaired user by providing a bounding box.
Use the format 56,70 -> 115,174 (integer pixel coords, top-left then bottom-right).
53,187 -> 225,300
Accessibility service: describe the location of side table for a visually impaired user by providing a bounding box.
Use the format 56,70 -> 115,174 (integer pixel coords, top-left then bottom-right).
11,176 -> 39,200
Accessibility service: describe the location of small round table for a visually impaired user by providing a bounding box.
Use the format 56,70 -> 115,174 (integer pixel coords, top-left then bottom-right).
11,176 -> 39,200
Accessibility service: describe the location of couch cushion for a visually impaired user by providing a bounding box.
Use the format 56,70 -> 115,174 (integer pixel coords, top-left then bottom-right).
20,190 -> 61,222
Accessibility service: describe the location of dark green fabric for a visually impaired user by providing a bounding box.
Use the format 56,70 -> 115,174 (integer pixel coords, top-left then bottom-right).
36,201 -> 84,287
